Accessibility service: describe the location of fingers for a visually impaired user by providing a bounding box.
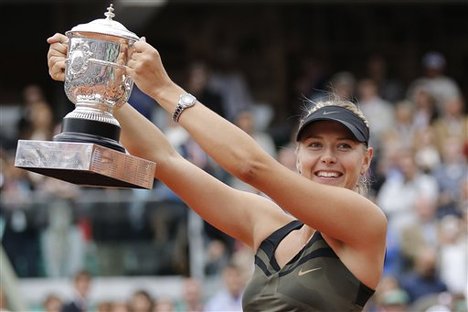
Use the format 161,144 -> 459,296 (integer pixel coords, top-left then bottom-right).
47,33 -> 68,45
47,33 -> 68,81
48,57 -> 66,81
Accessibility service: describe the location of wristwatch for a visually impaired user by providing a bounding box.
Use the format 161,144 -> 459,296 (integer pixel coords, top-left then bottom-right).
172,93 -> 197,122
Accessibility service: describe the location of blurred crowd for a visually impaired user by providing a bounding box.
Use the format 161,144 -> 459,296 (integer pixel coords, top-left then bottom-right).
0,50 -> 467,312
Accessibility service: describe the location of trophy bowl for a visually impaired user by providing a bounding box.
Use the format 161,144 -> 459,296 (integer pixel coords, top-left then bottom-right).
15,4 -> 156,189
55,4 -> 139,152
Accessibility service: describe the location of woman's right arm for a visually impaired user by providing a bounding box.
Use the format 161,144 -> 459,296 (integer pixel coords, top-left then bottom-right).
46,34 -> 291,249
116,104 -> 290,249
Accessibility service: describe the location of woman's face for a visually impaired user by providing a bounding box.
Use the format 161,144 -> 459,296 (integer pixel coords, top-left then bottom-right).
296,120 -> 372,190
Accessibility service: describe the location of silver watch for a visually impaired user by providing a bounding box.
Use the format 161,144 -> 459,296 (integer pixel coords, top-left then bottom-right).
172,93 -> 197,122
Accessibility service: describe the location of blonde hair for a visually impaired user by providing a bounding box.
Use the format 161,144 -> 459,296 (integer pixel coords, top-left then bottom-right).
297,98 -> 371,196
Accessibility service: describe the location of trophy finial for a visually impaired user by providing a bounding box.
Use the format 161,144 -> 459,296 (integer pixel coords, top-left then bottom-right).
104,4 -> 115,20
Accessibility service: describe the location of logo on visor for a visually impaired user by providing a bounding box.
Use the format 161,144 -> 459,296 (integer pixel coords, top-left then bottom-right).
322,110 -> 340,115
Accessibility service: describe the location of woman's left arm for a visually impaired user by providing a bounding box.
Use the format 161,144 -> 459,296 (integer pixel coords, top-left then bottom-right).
127,40 -> 387,248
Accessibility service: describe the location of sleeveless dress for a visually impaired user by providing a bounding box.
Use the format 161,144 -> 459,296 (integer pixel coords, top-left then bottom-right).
242,220 -> 375,311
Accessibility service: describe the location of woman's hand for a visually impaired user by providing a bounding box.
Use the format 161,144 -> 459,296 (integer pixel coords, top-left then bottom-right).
46,33 -> 68,82
126,39 -> 174,99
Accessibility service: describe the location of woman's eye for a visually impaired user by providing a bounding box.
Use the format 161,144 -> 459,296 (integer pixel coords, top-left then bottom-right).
307,142 -> 322,148
337,143 -> 352,150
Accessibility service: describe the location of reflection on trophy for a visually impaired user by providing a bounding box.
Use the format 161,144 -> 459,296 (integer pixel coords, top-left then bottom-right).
15,4 -> 156,189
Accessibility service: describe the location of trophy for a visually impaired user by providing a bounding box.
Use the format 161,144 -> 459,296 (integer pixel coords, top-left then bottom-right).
15,4 -> 156,189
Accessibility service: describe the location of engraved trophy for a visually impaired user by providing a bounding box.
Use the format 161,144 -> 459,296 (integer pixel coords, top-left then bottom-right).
15,4 -> 155,189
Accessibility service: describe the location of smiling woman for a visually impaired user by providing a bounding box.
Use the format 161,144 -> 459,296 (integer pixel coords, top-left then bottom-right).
47,33 -> 387,311
295,100 -> 372,194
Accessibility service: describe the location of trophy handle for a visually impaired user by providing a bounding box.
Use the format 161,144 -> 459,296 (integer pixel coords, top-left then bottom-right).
115,76 -> 134,109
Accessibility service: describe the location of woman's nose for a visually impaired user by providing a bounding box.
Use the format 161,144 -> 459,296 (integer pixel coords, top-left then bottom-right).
320,149 -> 337,165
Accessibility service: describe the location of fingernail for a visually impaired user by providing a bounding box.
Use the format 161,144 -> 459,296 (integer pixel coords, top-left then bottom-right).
141,36 -> 146,42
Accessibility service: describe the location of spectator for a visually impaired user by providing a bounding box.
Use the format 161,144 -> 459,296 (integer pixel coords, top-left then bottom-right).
128,289 -> 154,312
438,214 -> 468,297
382,100 -> 417,151
153,297 -> 174,312
431,96 -> 467,155
375,288 -> 410,312
365,53 -> 404,103
327,71 -> 356,101
43,293 -> 63,312
399,247 -> 448,304
1,151 -> 41,277
377,147 -> 439,233
356,78 -> 394,152
432,136 -> 467,218
204,263 -> 245,312
174,277 -> 204,312
411,86 -> 439,131
413,127 -> 441,174
0,288 -> 8,312
208,45 -> 255,121
61,270 -> 93,312
408,51 -> 461,114
185,61 -> 226,119
399,195 -> 440,270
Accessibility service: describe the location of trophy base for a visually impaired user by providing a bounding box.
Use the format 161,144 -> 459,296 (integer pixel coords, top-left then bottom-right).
15,140 -> 156,189
54,117 -> 125,153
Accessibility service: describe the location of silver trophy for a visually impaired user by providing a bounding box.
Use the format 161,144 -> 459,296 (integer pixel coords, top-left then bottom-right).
15,4 -> 155,189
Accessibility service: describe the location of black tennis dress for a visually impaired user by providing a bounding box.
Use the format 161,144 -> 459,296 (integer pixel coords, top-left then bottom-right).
242,220 -> 375,311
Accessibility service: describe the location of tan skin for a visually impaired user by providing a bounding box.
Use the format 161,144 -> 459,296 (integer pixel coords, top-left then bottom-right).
47,33 -> 387,289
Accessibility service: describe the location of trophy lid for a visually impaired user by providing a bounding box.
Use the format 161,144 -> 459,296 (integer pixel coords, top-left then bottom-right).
66,4 -> 139,41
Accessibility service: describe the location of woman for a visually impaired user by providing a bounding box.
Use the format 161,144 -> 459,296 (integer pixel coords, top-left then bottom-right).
47,34 -> 387,311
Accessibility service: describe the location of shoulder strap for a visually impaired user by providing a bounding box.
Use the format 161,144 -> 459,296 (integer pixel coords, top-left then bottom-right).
258,220 -> 303,269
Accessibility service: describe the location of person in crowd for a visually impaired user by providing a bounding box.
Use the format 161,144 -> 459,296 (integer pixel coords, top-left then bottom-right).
408,51 -> 462,114
399,195 -> 440,270
327,71 -> 356,102
43,293 -> 64,312
207,45 -> 255,122
437,214 -> 468,297
128,289 -> 154,312
185,61 -> 226,119
375,288 -> 410,312
432,136 -> 467,218
61,270 -> 93,312
356,78 -> 394,153
365,53 -> 404,103
204,263 -> 246,312
376,147 -> 438,233
430,95 -> 467,155
398,246 -> 448,304
174,277 -> 204,312
47,33 -> 387,311
153,297 -> 175,312
411,85 -> 439,131
0,288 -> 8,312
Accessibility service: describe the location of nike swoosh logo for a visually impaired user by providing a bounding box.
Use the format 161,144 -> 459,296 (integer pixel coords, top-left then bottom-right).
322,110 -> 339,115
298,267 -> 322,276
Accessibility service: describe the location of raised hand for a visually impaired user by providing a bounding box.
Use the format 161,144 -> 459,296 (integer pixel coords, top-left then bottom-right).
46,33 -> 68,82
125,39 -> 174,99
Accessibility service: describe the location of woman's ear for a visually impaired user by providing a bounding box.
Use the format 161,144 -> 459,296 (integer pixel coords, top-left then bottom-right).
361,146 -> 374,174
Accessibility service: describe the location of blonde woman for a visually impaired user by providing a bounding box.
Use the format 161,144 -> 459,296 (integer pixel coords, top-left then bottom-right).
47,34 -> 387,311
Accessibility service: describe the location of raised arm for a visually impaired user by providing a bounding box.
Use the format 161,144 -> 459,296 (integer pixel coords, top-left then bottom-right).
126,40 -> 387,247
46,33 -> 291,250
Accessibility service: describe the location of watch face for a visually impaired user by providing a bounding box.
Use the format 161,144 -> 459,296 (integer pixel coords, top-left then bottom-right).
181,94 -> 195,105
